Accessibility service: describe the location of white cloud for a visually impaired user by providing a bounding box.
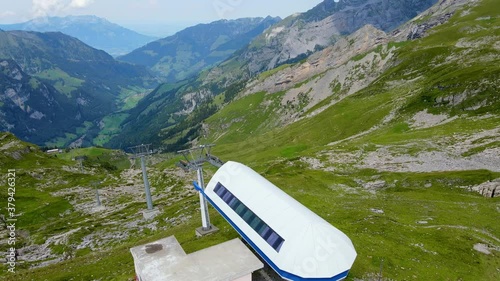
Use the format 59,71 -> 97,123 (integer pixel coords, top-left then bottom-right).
0,11 -> 16,19
32,0 -> 65,17
31,0 -> 94,18
69,0 -> 94,8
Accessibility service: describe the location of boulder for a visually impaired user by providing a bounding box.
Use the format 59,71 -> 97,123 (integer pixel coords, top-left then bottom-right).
364,180 -> 387,190
472,180 -> 499,198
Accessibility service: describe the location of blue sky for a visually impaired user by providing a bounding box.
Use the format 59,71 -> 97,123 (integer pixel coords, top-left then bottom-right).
0,0 -> 324,25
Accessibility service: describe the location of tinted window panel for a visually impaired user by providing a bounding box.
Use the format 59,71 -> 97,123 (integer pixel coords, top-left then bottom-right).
232,201 -> 242,212
236,204 -> 246,216
228,197 -> 238,208
255,221 -> 265,233
214,183 -> 221,193
215,182 -> 285,252
274,238 -> 284,252
249,216 -> 261,229
261,226 -> 272,239
242,209 -> 254,221
267,232 -> 279,246
246,214 -> 257,225
222,192 -> 233,203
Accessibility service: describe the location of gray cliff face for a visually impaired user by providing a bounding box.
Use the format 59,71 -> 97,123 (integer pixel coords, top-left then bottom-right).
239,0 -> 439,73
241,24 -> 393,127
302,0 -> 439,33
392,0 -> 470,41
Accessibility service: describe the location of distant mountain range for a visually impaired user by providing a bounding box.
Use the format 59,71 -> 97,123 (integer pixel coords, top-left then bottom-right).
0,16 -> 157,56
118,17 -> 281,82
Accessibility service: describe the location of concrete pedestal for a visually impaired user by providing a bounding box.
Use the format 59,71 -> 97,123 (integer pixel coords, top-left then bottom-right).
142,208 -> 160,220
91,205 -> 106,213
195,225 -> 219,237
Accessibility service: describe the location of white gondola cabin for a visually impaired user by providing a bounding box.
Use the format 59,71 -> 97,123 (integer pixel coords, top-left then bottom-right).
195,161 -> 357,281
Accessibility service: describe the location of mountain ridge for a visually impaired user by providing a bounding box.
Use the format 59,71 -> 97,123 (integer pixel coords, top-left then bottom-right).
0,15 -> 157,56
118,16 -> 281,82
205,0 -> 438,80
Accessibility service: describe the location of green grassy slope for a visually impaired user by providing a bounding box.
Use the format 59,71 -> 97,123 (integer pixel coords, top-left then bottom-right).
198,1 -> 500,280
0,132 -> 236,280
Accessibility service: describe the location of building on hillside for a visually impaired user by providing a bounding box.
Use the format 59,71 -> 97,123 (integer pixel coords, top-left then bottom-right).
130,236 -> 263,281
197,161 -> 357,281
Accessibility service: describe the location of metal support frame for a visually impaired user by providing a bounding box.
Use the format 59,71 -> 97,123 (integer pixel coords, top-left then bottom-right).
197,167 -> 210,229
91,181 -> 102,207
77,156 -> 104,210
130,144 -> 154,210
95,188 -> 101,206
75,156 -> 86,173
177,144 -> 224,233
140,156 -> 153,210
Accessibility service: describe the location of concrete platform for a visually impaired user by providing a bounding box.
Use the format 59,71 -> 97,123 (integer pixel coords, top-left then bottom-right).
130,236 -> 263,281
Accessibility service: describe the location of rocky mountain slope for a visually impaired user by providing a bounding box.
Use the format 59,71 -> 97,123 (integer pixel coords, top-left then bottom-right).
207,0 -> 438,79
0,16 -> 157,56
0,60 -> 81,144
119,17 -> 280,82
205,0 -> 499,157
0,30 -> 156,147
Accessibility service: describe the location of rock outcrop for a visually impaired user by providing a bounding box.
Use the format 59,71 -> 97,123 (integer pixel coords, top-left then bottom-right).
230,0 -> 438,74
393,0 -> 471,41
472,179 -> 500,198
